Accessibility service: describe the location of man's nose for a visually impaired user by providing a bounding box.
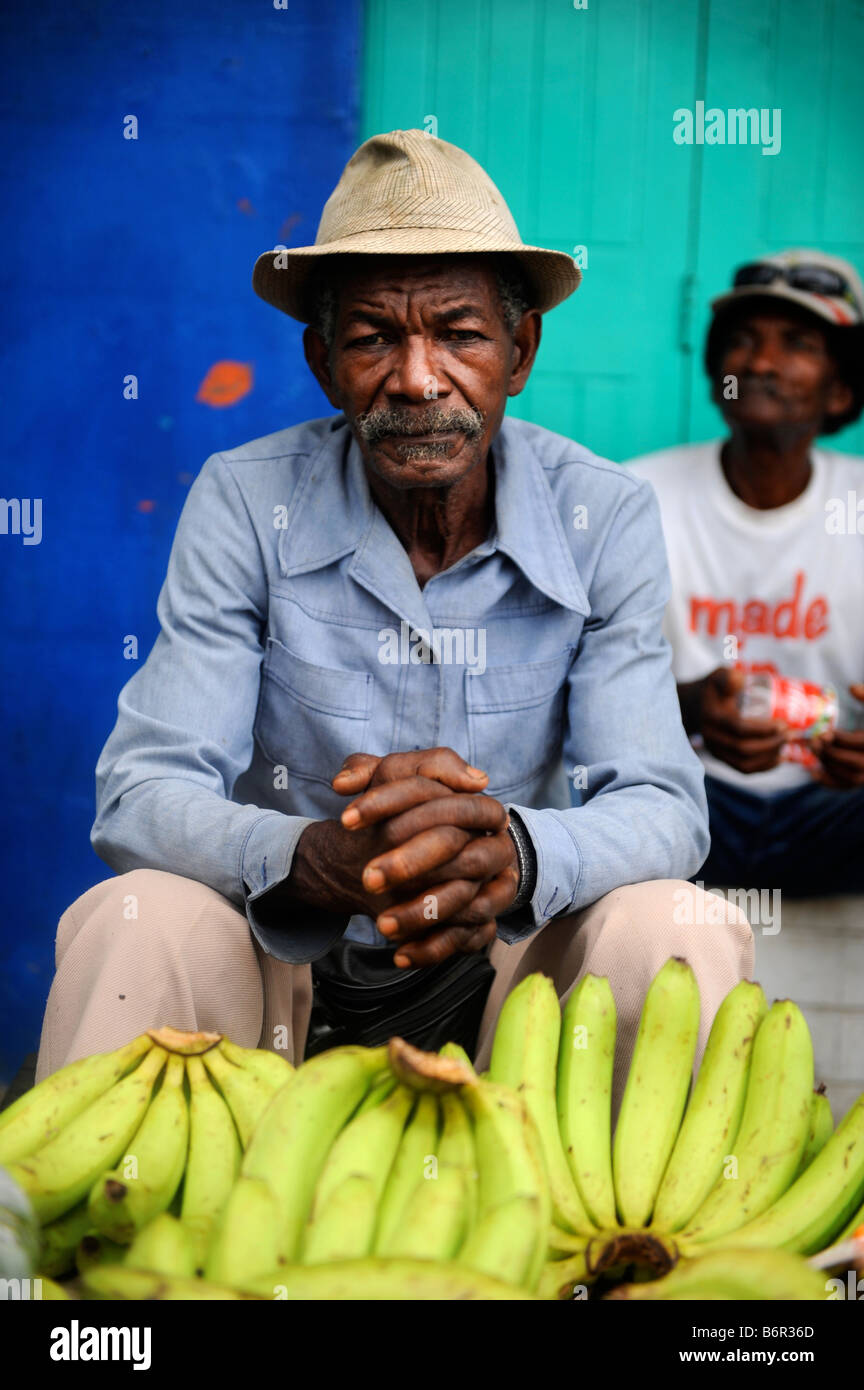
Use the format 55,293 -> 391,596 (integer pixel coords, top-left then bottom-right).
745,337 -> 782,375
386,335 -> 449,400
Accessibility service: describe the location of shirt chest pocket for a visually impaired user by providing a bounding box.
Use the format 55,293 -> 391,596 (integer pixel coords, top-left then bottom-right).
465,649 -> 574,797
254,637 -> 373,786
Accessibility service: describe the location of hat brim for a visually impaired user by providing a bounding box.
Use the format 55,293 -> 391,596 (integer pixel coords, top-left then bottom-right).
252,227 -> 581,323
711,283 -> 860,328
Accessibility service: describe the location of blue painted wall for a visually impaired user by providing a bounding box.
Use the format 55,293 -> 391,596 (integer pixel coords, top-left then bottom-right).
0,0 -> 362,1081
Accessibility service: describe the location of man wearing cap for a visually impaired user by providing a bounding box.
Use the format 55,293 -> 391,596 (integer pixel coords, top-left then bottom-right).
627,250 -> 864,894
36,131 -> 750,1098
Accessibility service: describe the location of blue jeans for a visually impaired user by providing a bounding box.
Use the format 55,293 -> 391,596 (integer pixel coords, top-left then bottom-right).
697,775 -> 864,896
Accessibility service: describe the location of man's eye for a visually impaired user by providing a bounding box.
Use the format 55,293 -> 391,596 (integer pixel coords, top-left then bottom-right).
445,329 -> 482,341
348,332 -> 389,347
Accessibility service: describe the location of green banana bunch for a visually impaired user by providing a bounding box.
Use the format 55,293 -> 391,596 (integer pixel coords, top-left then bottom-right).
459,1194 -> 540,1286
37,1202 -> 93,1278
75,1233 -> 126,1272
651,979 -> 767,1233
384,1166 -> 469,1262
437,1091 -> 478,1231
202,1045 -> 283,1147
353,1074 -> 397,1116
838,1193 -> 864,1241
439,1042 -> 476,1072
0,1162 -> 39,1280
556,974 -> 618,1229
374,1093 -> 439,1255
87,1052 -> 189,1243
85,1257 -> 537,1300
38,1276 -> 71,1300
681,1000 -> 814,1245
606,1246 -> 829,1301
180,1055 -> 242,1269
547,1224 -> 589,1256
124,1211 -> 197,1278
216,1038 -> 294,1092
462,1079 -> 550,1290
240,1257 -> 540,1300
697,1093 -> 864,1256
83,1264 -> 258,1300
5,1045 -> 168,1224
489,973 -> 593,1235
538,1246 -> 591,1300
796,1086 -> 833,1176
240,1044 -> 388,1261
0,1034 -> 153,1165
302,1084 -> 413,1262
205,1175 -> 284,1284
437,1091 -> 475,1169
612,957 -> 701,1229
303,1174 -> 381,1265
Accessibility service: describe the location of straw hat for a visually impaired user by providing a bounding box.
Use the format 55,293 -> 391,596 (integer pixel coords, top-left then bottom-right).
252,128 -> 581,324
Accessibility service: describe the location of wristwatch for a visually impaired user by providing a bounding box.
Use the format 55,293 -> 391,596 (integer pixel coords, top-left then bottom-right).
505,810 -> 538,914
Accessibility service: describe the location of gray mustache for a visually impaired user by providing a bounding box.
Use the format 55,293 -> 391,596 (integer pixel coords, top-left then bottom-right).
355,406 -> 486,445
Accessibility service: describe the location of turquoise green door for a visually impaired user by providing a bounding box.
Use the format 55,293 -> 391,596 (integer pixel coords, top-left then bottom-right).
362,0 -> 864,461
688,0 -> 864,453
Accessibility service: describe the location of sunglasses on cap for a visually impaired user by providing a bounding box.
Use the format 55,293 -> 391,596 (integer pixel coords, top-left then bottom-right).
733,261 -> 860,313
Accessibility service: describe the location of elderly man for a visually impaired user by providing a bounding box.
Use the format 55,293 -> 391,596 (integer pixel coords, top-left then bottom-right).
36,130 -> 751,1099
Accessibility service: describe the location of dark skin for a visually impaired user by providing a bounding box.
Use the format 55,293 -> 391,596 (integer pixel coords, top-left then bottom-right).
272,257 -> 543,966
679,301 -> 864,786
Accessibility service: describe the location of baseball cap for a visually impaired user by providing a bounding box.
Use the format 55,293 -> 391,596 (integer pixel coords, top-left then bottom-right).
711,249 -> 864,328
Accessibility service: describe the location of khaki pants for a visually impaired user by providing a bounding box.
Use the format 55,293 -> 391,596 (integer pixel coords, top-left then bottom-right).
35,870 -> 753,1115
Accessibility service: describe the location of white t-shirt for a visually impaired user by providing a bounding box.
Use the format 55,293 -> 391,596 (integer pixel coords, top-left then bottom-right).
626,440 -> 864,793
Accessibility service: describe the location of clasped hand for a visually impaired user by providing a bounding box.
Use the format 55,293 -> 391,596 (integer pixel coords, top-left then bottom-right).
292,747 -> 520,968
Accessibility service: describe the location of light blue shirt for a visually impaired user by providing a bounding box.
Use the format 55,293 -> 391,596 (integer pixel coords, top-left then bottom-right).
92,412 -> 709,963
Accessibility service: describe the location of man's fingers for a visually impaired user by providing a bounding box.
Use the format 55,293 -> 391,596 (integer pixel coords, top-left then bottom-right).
412,747 -> 489,788
703,725 -> 788,758
331,753 -> 382,792
460,867 -> 521,921
356,793 -> 507,844
390,866 -> 519,966
341,777 -> 470,829
376,878 -> 483,938
712,666 -> 746,698
817,729 -> 864,753
394,919 -> 498,969
362,825 -> 472,892
422,829 -> 514,885
704,712 -> 788,739
703,737 -> 785,773
341,747 -> 488,793
812,738 -> 864,781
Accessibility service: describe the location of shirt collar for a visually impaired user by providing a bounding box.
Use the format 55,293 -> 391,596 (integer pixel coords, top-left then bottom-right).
278,414 -> 589,616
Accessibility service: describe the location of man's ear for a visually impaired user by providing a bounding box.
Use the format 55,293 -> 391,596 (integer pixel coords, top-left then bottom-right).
303,326 -> 343,408
824,374 -> 854,424
507,309 -> 542,398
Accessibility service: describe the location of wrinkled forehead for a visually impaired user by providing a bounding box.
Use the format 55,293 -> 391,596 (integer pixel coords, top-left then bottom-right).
331,253 -> 502,305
